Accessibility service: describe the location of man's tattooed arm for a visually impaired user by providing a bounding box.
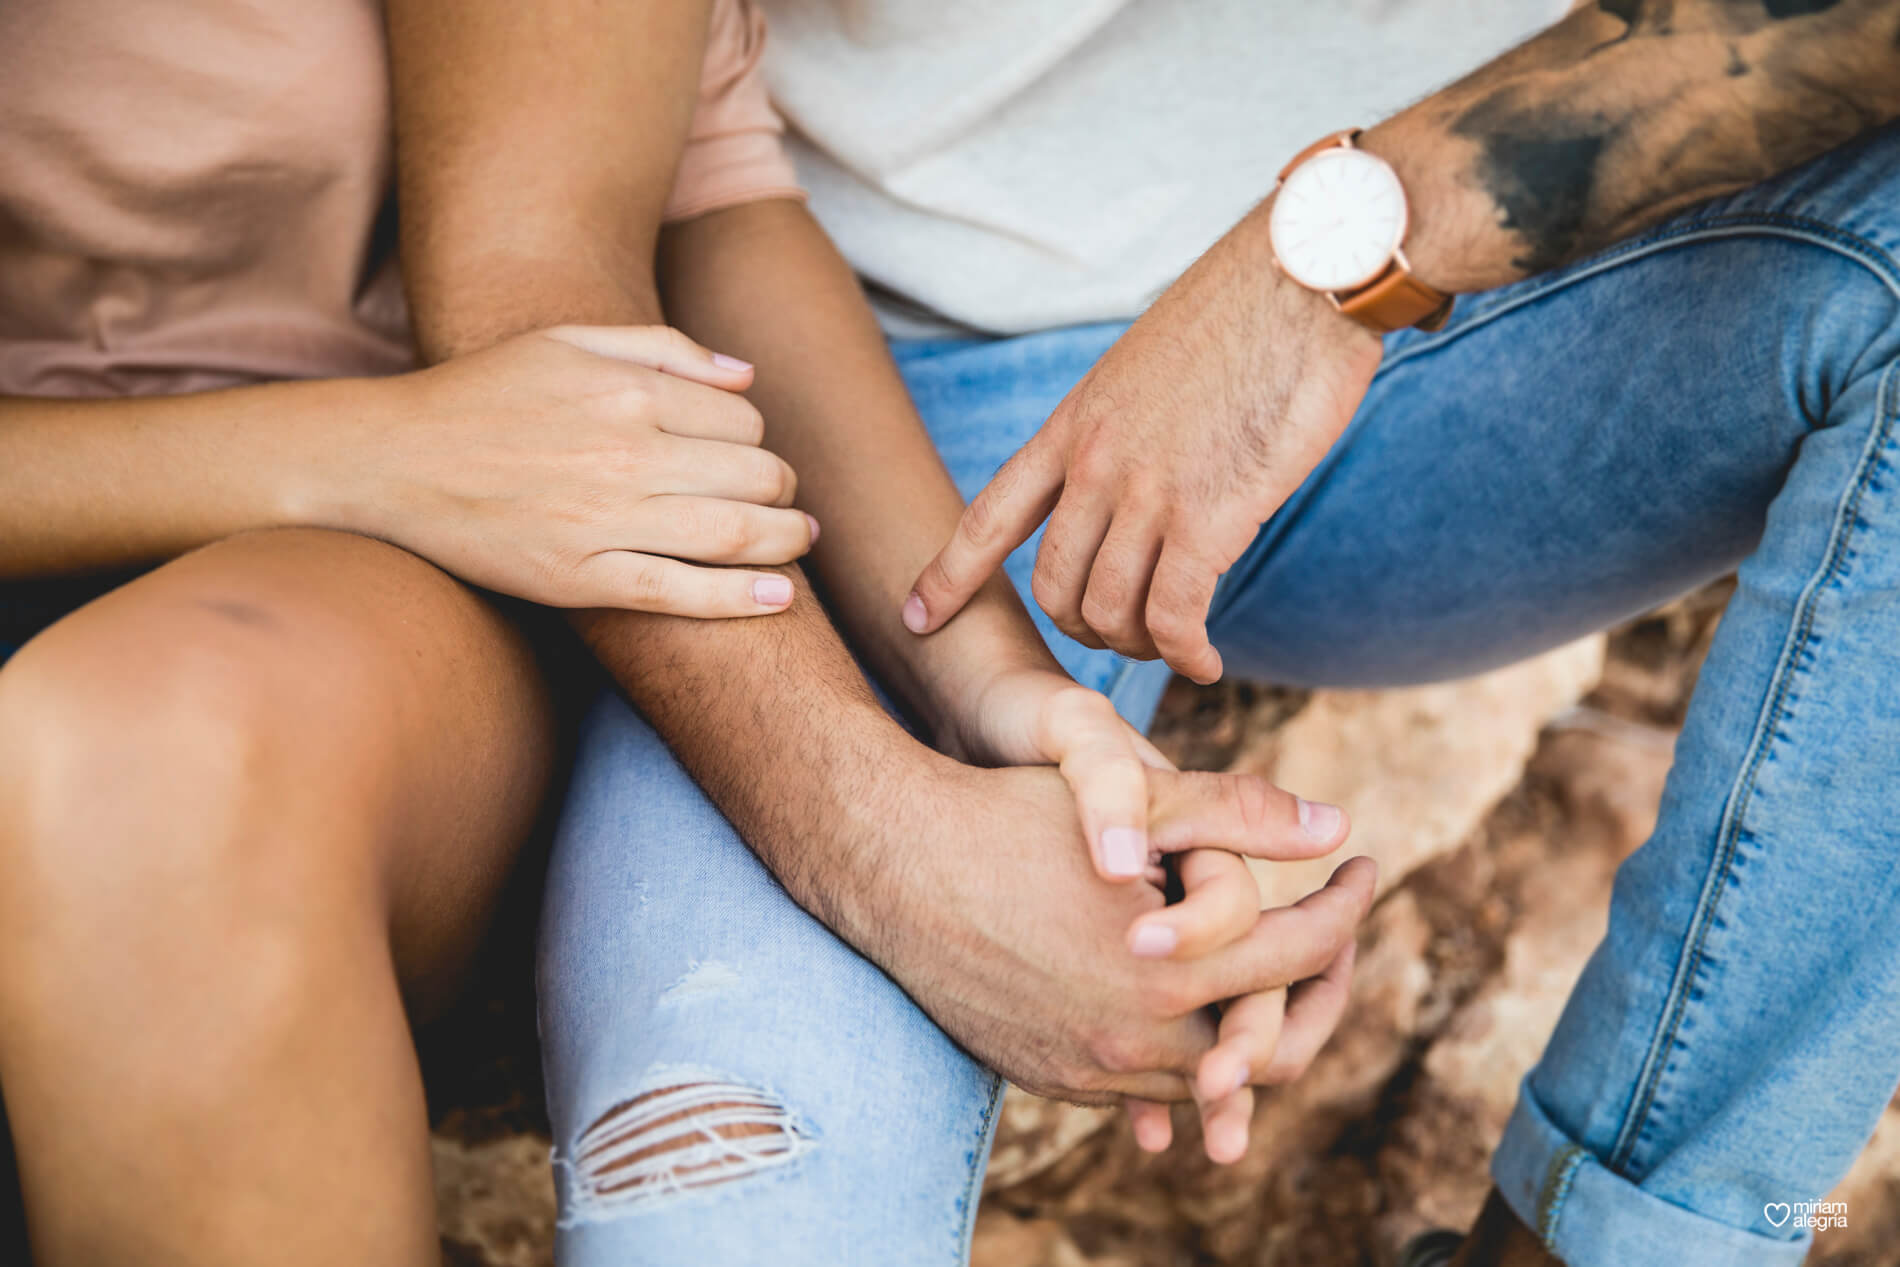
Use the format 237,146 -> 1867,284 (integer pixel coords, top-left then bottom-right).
1357,0 -> 1900,290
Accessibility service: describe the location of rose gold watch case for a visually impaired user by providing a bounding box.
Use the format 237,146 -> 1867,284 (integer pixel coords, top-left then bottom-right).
1268,143 -> 1410,293
1269,129 -> 1453,334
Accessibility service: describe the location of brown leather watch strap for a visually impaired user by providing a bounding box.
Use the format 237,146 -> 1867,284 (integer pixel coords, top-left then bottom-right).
1339,262 -> 1453,334
1278,128 -> 1362,183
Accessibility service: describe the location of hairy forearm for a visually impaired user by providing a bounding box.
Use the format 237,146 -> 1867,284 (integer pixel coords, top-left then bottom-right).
571,588 -> 956,945
0,380 -> 373,578
387,0 -> 710,363
1360,0 -> 1900,289
657,200 -> 1057,741
406,234 -> 954,944
383,0 -> 1020,945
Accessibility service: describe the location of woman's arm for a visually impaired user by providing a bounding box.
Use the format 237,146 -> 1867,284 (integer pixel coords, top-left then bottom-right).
656,200 -> 1064,746
0,379 -> 363,579
0,331 -> 813,614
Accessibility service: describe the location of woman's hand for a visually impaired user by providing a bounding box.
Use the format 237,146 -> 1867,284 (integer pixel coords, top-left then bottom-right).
1121,846 -> 1363,1163
961,666 -> 1347,882
952,666 -> 1360,1161
314,325 -> 817,616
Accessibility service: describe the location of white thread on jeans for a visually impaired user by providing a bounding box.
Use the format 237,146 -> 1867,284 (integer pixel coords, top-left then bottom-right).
658,959 -> 742,1005
560,1077 -> 813,1221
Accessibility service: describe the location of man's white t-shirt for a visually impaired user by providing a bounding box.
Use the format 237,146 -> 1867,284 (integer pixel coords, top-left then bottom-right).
760,0 -> 1570,336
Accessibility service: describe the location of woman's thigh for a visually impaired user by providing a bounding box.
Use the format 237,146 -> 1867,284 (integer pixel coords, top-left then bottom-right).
538,691 -> 1001,1267
0,526 -> 558,1008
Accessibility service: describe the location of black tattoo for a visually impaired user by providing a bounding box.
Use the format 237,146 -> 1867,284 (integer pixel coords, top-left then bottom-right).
1761,0 -> 1844,16
1441,0 -> 1900,275
1454,100 -> 1613,273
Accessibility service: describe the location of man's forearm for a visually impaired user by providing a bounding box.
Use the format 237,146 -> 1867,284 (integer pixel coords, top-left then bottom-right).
1357,0 -> 1900,290
402,253 -> 939,943
571,585 -> 953,951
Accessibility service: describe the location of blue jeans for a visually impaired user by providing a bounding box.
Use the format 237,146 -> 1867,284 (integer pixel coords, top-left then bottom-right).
550,124 -> 1898,1263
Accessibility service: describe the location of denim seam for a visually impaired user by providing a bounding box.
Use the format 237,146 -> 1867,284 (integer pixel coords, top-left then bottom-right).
1537,1145 -> 1589,1248
1214,214 -> 1900,618
1381,214 -> 1900,379
1607,356 -> 1900,1176
953,1073 -> 1006,1264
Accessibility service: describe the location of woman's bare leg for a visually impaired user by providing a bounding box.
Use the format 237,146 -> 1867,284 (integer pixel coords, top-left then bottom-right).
0,528 -> 558,1267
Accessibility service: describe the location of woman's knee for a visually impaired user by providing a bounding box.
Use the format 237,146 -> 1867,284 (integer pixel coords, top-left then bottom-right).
0,528 -> 553,1022
0,570 -> 418,953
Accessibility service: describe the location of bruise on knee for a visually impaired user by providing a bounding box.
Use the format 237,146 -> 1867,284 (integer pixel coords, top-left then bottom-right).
193,598 -> 279,630
559,1070 -> 813,1221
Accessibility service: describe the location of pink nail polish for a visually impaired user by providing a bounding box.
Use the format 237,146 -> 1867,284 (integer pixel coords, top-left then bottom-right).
1130,923 -> 1177,958
753,575 -> 794,607
1297,797 -> 1342,842
902,592 -> 928,633
804,513 -> 821,543
711,352 -> 753,372
1101,827 -> 1146,877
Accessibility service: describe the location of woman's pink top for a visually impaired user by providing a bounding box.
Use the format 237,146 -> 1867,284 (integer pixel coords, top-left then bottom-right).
0,0 -> 803,398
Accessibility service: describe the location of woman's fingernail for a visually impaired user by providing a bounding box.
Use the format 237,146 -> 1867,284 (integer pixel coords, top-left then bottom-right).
902,592 -> 928,633
753,575 -> 794,607
1130,922 -> 1178,958
1231,1064 -> 1250,1095
711,352 -> 753,372
804,513 -> 821,544
1297,797 -> 1342,842
1100,827 -> 1146,877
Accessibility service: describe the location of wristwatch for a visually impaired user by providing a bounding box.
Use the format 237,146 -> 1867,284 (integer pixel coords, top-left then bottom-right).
1267,129 -> 1452,334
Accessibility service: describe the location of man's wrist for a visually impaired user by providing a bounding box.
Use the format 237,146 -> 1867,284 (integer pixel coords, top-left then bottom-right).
1240,199 -> 1390,357
748,696 -> 971,963
1352,125 -> 1465,297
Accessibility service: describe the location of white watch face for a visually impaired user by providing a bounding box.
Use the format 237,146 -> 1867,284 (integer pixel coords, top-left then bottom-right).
1269,146 -> 1408,293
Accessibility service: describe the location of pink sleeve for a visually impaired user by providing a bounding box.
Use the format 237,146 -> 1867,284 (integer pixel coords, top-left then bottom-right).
663,0 -> 806,223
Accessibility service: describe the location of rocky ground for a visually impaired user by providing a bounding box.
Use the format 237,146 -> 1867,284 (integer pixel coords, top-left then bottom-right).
5,583 -> 1894,1264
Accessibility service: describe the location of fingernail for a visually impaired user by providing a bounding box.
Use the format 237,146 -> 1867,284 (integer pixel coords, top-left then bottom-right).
902,592 -> 928,633
752,575 -> 794,607
1297,797 -> 1342,842
1130,922 -> 1177,958
711,352 -> 753,372
1100,827 -> 1146,878
803,513 -> 821,544
1231,1064 -> 1250,1095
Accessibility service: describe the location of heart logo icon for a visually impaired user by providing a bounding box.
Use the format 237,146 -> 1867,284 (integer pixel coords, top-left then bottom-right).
1764,1203 -> 1792,1228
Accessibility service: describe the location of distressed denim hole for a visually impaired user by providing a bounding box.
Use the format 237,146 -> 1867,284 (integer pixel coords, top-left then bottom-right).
564,1080 -> 812,1219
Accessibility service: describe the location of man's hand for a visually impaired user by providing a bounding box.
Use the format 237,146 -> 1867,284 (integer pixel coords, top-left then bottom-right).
872,760 -> 1374,1161
907,0 -> 1900,684
904,221 -> 1383,683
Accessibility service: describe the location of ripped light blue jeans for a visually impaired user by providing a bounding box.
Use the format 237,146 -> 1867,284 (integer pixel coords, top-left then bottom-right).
537,122 -> 1900,1265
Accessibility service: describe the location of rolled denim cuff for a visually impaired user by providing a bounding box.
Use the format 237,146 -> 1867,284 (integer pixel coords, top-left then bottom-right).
1492,1080 -> 1811,1267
